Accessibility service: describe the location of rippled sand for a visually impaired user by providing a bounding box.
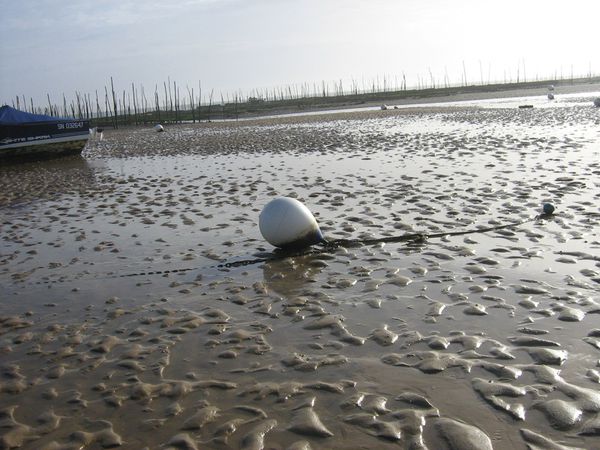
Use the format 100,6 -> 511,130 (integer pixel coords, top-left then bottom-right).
1,98 -> 600,449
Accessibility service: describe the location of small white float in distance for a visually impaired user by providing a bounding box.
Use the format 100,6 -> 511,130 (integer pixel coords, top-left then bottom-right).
154,124 -> 165,132
259,197 -> 324,249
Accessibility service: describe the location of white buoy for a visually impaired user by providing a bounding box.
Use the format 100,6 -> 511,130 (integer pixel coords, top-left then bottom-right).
381,104 -> 389,110
259,197 -> 324,249
547,93 -> 555,100
154,124 -> 164,132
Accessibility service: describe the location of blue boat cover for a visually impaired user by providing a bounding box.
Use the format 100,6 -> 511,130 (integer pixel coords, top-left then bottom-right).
0,105 -> 70,125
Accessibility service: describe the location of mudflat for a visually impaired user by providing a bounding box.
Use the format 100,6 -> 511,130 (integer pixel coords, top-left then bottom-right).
1,93 -> 600,449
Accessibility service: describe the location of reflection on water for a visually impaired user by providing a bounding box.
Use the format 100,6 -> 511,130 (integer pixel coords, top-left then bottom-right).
0,154 -> 102,207
262,253 -> 327,297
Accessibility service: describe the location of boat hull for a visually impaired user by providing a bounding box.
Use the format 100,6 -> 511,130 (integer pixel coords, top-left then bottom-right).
0,120 -> 90,159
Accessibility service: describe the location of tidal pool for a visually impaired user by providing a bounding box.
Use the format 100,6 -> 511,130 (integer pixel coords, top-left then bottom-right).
1,98 -> 600,449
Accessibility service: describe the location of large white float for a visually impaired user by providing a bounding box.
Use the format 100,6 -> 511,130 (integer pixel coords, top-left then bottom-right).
259,197 -> 324,249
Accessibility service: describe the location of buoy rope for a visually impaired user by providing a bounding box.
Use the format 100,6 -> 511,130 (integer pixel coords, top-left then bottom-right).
18,213 -> 550,285
324,215 -> 541,248
219,214 -> 548,268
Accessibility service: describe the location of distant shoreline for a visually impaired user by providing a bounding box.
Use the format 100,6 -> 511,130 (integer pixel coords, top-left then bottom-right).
49,76 -> 599,128
238,79 -> 600,120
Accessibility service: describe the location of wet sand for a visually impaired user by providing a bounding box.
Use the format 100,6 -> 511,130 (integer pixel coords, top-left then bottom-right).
1,95 -> 600,449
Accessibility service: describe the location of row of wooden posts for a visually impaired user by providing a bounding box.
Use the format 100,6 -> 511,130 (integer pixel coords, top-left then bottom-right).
8,72 -> 600,128
11,75 -> 415,128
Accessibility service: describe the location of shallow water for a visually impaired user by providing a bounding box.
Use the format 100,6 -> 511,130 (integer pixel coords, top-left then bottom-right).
1,99 -> 600,449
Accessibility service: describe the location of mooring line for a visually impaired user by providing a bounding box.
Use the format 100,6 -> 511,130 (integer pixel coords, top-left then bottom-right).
218,214 -> 546,268
320,215 -> 539,248
20,213 -> 549,285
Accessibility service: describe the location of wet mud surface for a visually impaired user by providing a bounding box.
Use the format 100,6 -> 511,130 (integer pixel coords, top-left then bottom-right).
1,99 -> 600,449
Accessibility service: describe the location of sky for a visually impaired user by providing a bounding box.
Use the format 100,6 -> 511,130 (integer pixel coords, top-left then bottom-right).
1,0 -> 598,107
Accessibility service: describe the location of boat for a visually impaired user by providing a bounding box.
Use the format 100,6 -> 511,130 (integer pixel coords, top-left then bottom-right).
0,105 -> 90,159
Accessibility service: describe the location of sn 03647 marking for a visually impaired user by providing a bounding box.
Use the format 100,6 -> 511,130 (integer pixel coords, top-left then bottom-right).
57,122 -> 84,130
